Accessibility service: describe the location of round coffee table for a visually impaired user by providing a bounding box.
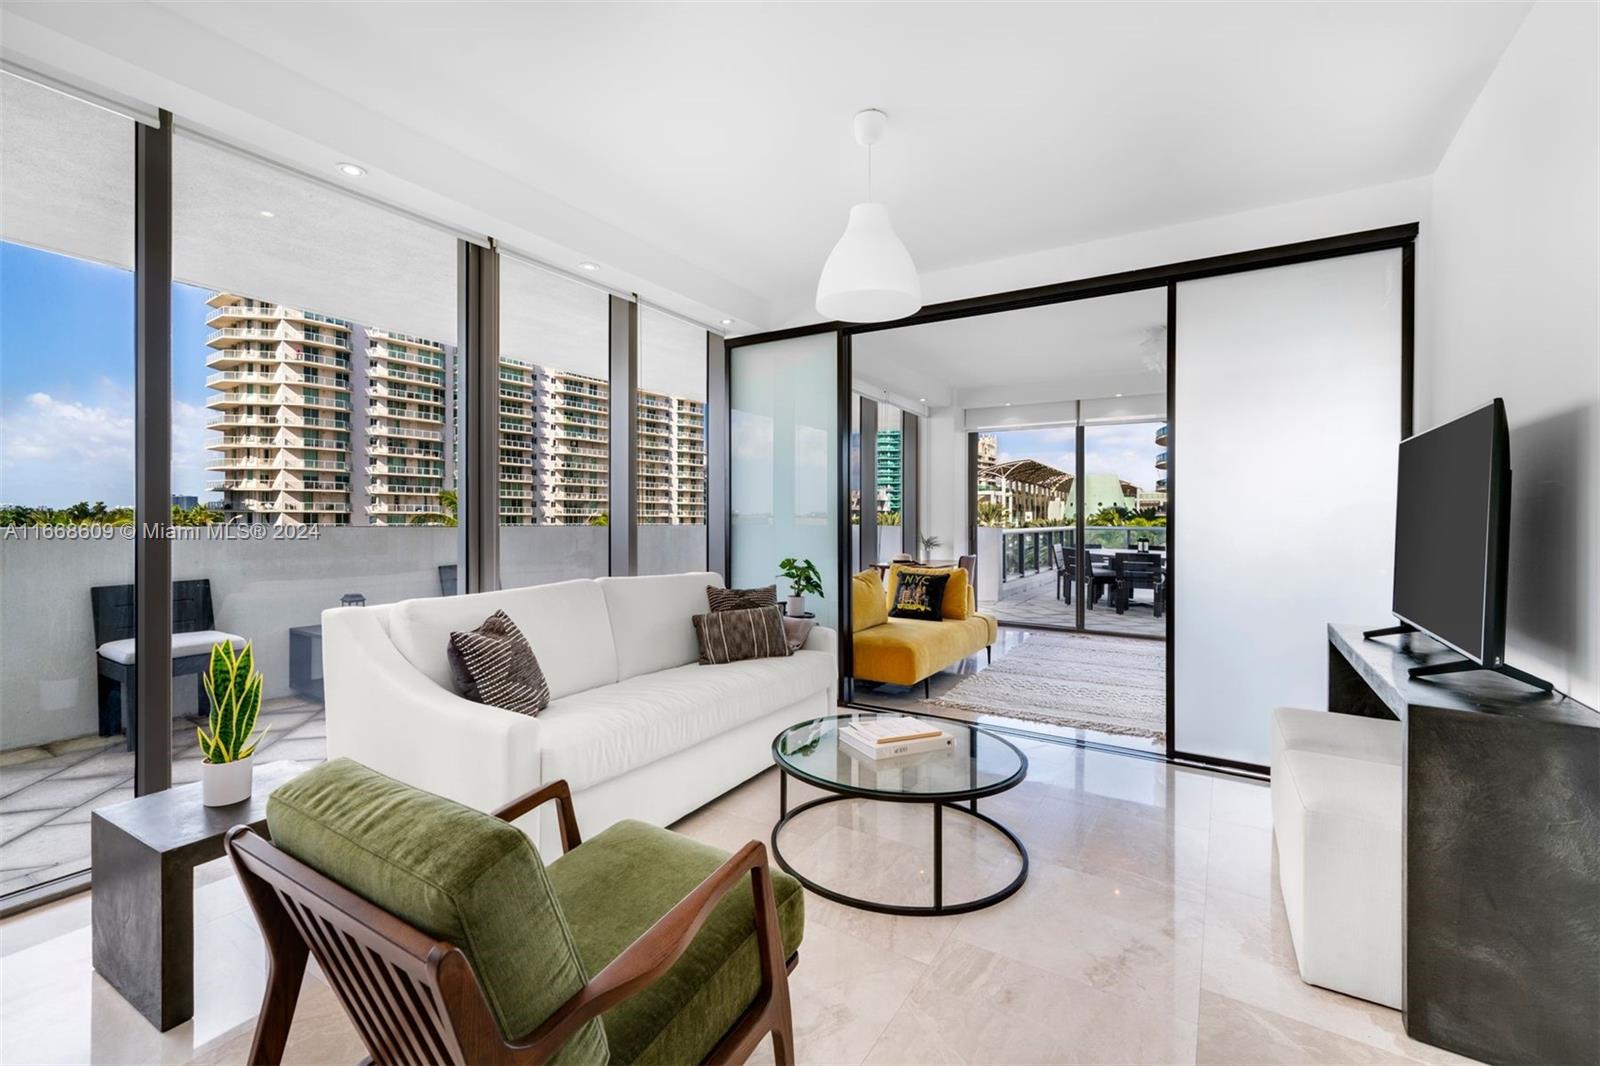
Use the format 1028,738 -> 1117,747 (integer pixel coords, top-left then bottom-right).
770,712 -> 1029,916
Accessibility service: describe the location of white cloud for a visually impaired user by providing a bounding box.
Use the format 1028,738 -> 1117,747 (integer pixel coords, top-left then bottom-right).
0,392 -> 136,505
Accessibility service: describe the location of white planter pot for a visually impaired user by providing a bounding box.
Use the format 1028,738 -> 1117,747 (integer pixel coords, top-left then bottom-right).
202,755 -> 254,807
787,595 -> 806,617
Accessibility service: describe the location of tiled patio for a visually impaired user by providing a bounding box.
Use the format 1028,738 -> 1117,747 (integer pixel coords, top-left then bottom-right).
0,697 -> 325,898
986,567 -> 1166,637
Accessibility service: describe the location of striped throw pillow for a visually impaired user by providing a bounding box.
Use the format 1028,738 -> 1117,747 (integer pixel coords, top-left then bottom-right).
707,584 -> 777,612
692,605 -> 792,665
446,610 -> 551,715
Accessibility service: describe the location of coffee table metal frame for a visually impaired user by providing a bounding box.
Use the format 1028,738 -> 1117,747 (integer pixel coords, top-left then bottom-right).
769,716 -> 1029,916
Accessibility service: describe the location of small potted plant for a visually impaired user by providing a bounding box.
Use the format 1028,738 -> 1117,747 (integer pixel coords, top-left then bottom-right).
918,533 -> 942,563
778,557 -> 824,617
197,640 -> 268,807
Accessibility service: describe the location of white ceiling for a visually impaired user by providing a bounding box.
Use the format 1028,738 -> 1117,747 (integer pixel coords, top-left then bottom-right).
854,287 -> 1169,409
3,2 -> 1529,329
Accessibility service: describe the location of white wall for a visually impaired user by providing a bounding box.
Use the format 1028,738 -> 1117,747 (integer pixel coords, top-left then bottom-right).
1420,0 -> 1599,706
922,409 -> 969,560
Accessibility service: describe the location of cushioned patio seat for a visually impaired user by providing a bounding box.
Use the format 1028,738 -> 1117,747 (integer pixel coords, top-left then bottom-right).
548,820 -> 805,1066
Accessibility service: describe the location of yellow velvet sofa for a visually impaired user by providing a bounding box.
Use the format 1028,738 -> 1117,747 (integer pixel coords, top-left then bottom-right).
851,564 -> 998,696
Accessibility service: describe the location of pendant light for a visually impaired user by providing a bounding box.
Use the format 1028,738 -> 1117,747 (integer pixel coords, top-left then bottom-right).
815,109 -> 922,323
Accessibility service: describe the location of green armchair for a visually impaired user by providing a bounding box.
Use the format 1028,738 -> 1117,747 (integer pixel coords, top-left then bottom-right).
226,759 -> 803,1065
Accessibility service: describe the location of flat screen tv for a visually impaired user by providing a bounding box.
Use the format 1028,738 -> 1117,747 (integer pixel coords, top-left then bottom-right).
1390,398 -> 1511,667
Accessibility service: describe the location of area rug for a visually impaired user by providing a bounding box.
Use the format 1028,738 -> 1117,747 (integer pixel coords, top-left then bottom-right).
928,631 -> 1166,738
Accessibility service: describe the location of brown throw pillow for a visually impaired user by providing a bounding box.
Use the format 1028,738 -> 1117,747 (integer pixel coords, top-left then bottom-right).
692,605 -> 792,664
707,584 -> 777,612
446,610 -> 551,715
890,570 -> 949,621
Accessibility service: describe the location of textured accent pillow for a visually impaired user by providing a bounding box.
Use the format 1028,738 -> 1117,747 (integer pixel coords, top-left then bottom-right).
447,610 -> 551,715
692,605 -> 792,664
890,570 -> 950,621
706,584 -> 777,612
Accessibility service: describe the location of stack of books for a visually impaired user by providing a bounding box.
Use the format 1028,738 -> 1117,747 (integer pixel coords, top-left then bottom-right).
839,716 -> 953,759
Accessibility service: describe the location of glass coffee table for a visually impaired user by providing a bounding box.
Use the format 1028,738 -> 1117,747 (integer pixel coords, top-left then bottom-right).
770,712 -> 1029,916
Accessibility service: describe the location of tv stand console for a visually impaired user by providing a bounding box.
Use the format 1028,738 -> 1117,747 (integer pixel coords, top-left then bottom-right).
1362,621 -> 1553,690
1328,623 -> 1598,1065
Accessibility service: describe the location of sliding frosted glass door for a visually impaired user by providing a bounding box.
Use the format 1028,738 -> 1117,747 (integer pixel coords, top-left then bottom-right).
1173,251 -> 1401,766
730,334 -> 839,629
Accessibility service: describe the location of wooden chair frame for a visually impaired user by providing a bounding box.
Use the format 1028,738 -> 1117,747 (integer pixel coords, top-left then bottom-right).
226,780 -> 797,1065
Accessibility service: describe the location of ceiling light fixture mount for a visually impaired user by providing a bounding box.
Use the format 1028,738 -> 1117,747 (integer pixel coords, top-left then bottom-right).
720,319 -> 734,327
577,261 -> 600,273
258,210 -> 275,219
815,109 -> 921,324
335,162 -> 366,178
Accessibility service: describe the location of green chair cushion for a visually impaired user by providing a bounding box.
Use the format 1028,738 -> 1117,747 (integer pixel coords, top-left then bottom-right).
547,820 -> 804,1066
266,759 -> 607,1064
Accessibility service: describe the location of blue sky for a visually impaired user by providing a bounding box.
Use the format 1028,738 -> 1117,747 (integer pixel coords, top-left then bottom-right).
995,424 -> 1162,491
2,242 -> 221,506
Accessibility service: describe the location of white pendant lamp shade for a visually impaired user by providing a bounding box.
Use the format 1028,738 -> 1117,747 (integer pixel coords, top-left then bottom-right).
815,109 -> 922,323
816,203 -> 922,322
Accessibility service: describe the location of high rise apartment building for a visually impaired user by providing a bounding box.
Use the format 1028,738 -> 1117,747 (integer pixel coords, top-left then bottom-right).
206,293 -> 704,527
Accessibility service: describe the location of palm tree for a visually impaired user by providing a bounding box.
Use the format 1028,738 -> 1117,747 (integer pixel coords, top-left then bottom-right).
586,510 -> 609,527
411,488 -> 459,527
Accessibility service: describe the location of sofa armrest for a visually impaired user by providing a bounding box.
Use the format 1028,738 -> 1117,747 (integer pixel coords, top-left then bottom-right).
320,606 -> 542,817
801,625 -> 838,705
801,624 -> 837,658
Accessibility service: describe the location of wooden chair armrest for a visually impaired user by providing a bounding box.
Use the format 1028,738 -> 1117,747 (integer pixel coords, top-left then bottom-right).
492,780 -> 582,853
512,840 -> 786,1060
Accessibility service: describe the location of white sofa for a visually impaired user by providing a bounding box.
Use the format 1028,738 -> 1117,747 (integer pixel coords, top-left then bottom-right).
1270,706 -> 1403,1008
322,572 -> 837,854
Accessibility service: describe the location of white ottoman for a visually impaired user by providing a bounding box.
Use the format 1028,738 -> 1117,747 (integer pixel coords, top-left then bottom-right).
1271,707 -> 1403,1008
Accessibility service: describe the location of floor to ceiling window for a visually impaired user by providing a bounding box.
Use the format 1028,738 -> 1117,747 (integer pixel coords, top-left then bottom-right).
636,306 -> 707,576
166,129 -> 463,784
499,255 -> 610,586
0,74 -> 138,896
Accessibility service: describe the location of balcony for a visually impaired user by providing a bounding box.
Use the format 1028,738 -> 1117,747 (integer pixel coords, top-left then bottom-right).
1155,423 -> 1169,446
1155,449 -> 1168,470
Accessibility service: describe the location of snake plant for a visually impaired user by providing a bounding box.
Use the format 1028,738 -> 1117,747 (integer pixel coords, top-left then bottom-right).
197,640 -> 267,764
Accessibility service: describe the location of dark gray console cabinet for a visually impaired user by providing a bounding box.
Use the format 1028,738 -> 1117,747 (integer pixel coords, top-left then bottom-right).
1327,623 -> 1599,1065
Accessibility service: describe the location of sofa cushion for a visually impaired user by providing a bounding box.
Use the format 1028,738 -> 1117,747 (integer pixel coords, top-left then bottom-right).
852,616 -> 991,687
692,605 -> 791,664
600,572 -> 725,682
887,563 -> 971,621
266,759 -> 607,1061
537,650 -> 836,792
547,820 -> 804,1066
389,580 -> 618,701
851,570 -> 888,631
706,585 -> 776,612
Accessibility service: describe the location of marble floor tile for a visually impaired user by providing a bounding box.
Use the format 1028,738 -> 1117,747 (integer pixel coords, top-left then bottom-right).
1195,989 -> 1420,1065
951,858 -> 1205,1021
864,939 -> 1198,1065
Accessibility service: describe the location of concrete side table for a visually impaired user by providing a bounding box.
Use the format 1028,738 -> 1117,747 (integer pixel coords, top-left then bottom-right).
90,760 -> 304,1031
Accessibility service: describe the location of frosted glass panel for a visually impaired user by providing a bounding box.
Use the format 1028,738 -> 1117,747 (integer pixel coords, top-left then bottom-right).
1174,250 -> 1401,766
731,334 -> 839,629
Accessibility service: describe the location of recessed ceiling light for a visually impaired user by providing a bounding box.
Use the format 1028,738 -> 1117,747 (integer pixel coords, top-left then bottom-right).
258,210 -> 276,219
1004,402 -> 1013,407
335,162 -> 366,178
918,397 -> 927,403
1115,392 -> 1124,398
577,261 -> 600,272
720,319 -> 734,327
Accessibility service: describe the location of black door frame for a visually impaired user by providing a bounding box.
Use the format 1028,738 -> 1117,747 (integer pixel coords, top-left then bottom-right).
724,223 -> 1417,774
